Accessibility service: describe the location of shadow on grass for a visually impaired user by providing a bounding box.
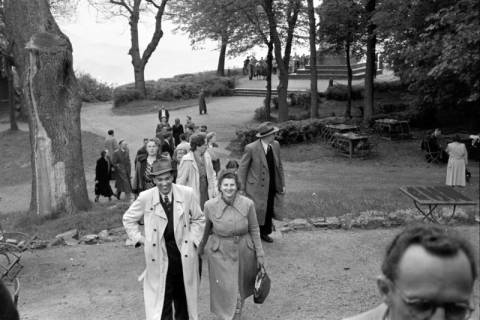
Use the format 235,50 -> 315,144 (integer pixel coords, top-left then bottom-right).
0,202 -> 130,240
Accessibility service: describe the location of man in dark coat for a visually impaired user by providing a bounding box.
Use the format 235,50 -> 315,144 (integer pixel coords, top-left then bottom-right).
172,118 -> 184,147
112,140 -> 132,200
238,122 -> 285,243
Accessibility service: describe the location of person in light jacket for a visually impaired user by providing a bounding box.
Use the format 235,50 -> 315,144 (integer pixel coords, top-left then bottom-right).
176,133 -> 218,210
123,159 -> 205,320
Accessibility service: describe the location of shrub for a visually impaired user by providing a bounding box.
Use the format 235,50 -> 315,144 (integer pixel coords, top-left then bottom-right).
254,107 -> 267,122
235,118 -> 334,149
325,84 -> 363,101
376,102 -> 408,114
113,87 -> 143,107
288,91 -> 323,109
77,72 -> 113,102
113,72 -> 236,107
373,80 -> 405,92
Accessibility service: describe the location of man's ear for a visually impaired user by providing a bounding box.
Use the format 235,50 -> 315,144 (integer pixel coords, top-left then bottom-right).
377,275 -> 393,305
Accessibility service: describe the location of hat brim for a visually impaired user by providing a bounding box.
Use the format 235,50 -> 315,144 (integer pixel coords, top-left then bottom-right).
149,168 -> 173,177
256,126 -> 279,138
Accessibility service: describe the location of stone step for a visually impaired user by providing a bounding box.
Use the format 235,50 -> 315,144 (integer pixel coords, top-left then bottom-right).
233,88 -> 310,97
304,63 -> 366,70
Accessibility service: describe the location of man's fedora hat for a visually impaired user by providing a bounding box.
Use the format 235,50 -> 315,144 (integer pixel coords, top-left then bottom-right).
256,122 -> 279,138
149,159 -> 173,176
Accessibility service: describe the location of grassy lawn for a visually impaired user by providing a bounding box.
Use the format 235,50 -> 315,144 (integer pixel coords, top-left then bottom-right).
0,129 -> 104,187
276,131 -> 479,220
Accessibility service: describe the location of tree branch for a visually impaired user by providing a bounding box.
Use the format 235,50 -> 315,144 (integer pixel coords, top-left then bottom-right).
110,0 -> 133,14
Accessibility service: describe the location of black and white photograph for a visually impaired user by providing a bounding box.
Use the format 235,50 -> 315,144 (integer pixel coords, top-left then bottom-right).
0,0 -> 478,319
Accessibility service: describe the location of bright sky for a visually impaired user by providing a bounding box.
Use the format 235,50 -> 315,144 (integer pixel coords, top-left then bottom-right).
58,2 -> 267,86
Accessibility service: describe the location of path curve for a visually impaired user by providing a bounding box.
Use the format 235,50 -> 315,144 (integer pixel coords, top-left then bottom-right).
81,96 -> 263,162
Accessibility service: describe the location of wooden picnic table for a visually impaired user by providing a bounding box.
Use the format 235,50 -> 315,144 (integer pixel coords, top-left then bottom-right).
374,119 -> 410,140
333,132 -> 371,159
322,124 -> 359,143
400,185 -> 477,223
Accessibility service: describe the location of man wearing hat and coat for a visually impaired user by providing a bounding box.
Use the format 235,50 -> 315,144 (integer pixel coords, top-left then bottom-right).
238,122 -> 285,243
123,159 -> 205,320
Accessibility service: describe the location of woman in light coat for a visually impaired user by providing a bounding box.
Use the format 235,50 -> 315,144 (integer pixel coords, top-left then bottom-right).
199,170 -> 265,320
176,133 -> 217,209
445,135 -> 468,187
123,160 -> 205,320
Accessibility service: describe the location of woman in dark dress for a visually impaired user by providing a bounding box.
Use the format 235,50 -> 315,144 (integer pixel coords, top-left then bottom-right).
132,138 -> 162,197
95,150 -> 114,202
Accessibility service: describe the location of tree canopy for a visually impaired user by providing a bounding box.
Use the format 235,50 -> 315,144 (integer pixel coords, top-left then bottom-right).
375,0 -> 479,109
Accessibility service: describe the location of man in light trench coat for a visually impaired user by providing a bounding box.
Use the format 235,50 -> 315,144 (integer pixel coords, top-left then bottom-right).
123,159 -> 205,320
238,122 -> 285,243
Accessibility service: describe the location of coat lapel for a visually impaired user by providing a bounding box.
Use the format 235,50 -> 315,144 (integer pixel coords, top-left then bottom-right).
151,188 -> 167,219
256,140 -> 268,169
172,184 -> 186,233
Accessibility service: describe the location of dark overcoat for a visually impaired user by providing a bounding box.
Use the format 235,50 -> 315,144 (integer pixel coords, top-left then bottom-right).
237,139 -> 284,225
112,149 -> 132,193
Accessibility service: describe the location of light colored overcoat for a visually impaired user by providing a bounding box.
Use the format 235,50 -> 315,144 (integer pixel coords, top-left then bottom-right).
176,151 -> 218,203
123,184 -> 205,320
237,139 -> 285,224
445,142 -> 468,186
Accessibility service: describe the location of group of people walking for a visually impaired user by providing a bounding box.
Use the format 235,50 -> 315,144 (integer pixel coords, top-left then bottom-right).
119,115 -> 285,320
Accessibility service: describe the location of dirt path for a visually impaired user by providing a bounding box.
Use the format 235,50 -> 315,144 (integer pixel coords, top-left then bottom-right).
15,227 -> 480,320
81,96 -> 263,160
0,97 -> 262,213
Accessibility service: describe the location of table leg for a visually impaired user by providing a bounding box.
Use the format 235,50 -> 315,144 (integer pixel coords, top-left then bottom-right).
414,201 -> 439,223
349,140 -> 353,159
444,205 -> 457,223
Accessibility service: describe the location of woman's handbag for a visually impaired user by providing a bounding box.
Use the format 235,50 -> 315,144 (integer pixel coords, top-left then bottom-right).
253,266 -> 270,304
465,168 -> 471,183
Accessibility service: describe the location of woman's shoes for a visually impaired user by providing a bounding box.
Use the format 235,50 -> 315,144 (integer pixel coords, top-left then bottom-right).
94,196 -> 99,203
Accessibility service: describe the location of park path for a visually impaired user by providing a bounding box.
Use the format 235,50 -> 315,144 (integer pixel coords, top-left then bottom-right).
0,96 -> 262,213
81,96 -> 263,162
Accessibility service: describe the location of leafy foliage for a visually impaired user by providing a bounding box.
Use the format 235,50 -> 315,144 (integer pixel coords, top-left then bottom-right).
235,118 -> 331,148
113,72 -> 235,107
77,72 -> 113,102
375,0 -> 480,117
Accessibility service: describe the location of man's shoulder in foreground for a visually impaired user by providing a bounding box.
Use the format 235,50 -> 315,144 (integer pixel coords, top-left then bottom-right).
342,303 -> 387,320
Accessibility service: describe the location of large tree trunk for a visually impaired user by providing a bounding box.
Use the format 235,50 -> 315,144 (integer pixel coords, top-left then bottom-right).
128,0 -> 146,97
264,41 -> 273,121
7,62 -> 18,131
307,0 -> 318,119
216,34 -> 228,77
345,42 -> 352,119
4,0 -> 91,216
263,0 -> 301,122
363,0 -> 376,125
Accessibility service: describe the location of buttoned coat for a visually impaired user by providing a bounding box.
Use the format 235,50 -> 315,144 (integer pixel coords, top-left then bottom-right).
176,151 -> 218,204
123,184 -> 205,320
238,139 -> 285,225
203,195 -> 264,319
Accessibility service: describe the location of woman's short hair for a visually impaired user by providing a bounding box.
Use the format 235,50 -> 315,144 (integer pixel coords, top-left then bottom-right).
381,223 -> 477,282
147,137 -> 160,146
217,169 -> 241,191
190,133 -> 206,151
453,135 -> 462,142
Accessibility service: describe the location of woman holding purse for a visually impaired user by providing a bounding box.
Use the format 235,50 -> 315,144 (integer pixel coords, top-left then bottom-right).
199,170 -> 265,320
